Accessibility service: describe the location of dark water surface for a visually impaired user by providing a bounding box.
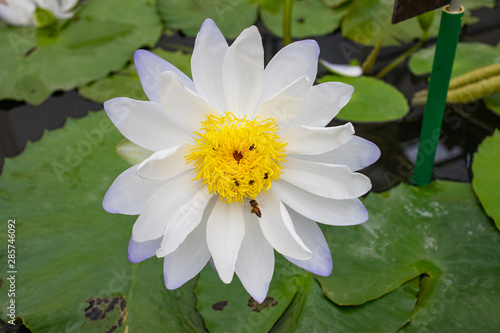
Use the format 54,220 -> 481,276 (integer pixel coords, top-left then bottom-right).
1,3 -> 499,193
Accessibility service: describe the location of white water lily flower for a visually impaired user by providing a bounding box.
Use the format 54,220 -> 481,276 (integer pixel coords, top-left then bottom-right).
0,0 -> 77,26
103,19 -> 380,303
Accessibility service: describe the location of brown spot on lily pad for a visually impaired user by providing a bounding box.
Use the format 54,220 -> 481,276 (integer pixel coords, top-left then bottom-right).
247,296 -> 278,313
212,300 -> 228,311
84,296 -> 127,332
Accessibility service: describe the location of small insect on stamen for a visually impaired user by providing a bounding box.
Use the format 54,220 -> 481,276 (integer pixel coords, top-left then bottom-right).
249,144 -> 255,150
249,180 -> 254,185
234,180 -> 240,186
249,199 -> 262,218
264,173 -> 268,179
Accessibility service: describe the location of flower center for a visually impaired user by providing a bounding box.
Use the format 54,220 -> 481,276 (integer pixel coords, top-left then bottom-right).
186,112 -> 287,203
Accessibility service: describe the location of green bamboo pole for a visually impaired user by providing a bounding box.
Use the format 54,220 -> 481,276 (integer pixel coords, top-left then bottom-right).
412,3 -> 464,186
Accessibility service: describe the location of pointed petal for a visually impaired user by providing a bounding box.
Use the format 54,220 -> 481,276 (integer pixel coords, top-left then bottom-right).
136,143 -> 196,181
292,135 -> 381,171
206,200 -> 245,283
191,18 -> 228,113
104,97 -> 193,152
288,82 -> 354,128
260,40 -> 319,104
258,190 -> 312,260
281,157 -> 372,199
284,208 -> 332,276
320,59 -> 363,77
159,71 -> 218,129
128,237 -> 162,263
103,165 -> 164,215
281,123 -> 354,155
256,75 -> 310,126
164,219 -> 211,290
156,190 -> 214,257
273,180 -> 368,226
132,174 -> 202,242
134,49 -> 195,104
222,26 -> 264,118
235,204 -> 275,303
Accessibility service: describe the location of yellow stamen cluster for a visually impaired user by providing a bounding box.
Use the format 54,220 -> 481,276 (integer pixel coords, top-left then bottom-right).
186,112 -> 287,203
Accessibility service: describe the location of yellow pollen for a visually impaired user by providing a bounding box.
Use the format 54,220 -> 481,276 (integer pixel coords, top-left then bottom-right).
185,112 -> 287,203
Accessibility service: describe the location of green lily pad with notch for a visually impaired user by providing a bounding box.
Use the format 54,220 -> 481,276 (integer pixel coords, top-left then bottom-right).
409,42 -> 500,77
156,0 -> 259,39
0,111 -> 206,332
0,0 -> 162,105
317,180 -> 500,332
79,48 -> 192,103
318,74 -> 409,122
260,0 -> 349,38
472,129 -> 500,230
196,258 -> 418,333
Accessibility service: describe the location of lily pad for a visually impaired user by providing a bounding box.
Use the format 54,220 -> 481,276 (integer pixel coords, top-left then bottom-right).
260,0 -> 348,38
79,48 -> 192,103
409,42 -> 500,77
341,0 -> 441,46
318,74 -> 409,122
196,258 -> 418,333
472,129 -> 500,230
156,0 -> 259,39
0,0 -> 162,105
317,181 -> 500,331
0,111 -> 206,332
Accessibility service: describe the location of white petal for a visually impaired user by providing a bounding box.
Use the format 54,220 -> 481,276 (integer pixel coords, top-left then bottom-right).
281,123 -> 354,155
284,208 -> 332,276
156,190 -> 214,257
128,237 -> 162,263
256,75 -> 310,126
260,40 -> 319,104
134,49 -> 195,104
159,71 -> 218,129
136,143 -> 195,181
0,0 -> 35,26
235,204 -> 275,303
258,190 -> 312,260
103,165 -> 164,215
132,174 -> 201,242
104,97 -> 193,152
320,59 -> 363,77
288,82 -> 354,128
191,18 -> 228,113
281,157 -> 372,199
116,139 -> 154,166
222,26 -> 264,118
292,135 -> 381,171
206,200 -> 245,283
164,218 -> 211,290
273,180 -> 368,226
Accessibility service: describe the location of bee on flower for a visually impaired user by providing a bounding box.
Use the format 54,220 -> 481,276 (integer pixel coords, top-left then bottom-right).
103,19 -> 380,303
